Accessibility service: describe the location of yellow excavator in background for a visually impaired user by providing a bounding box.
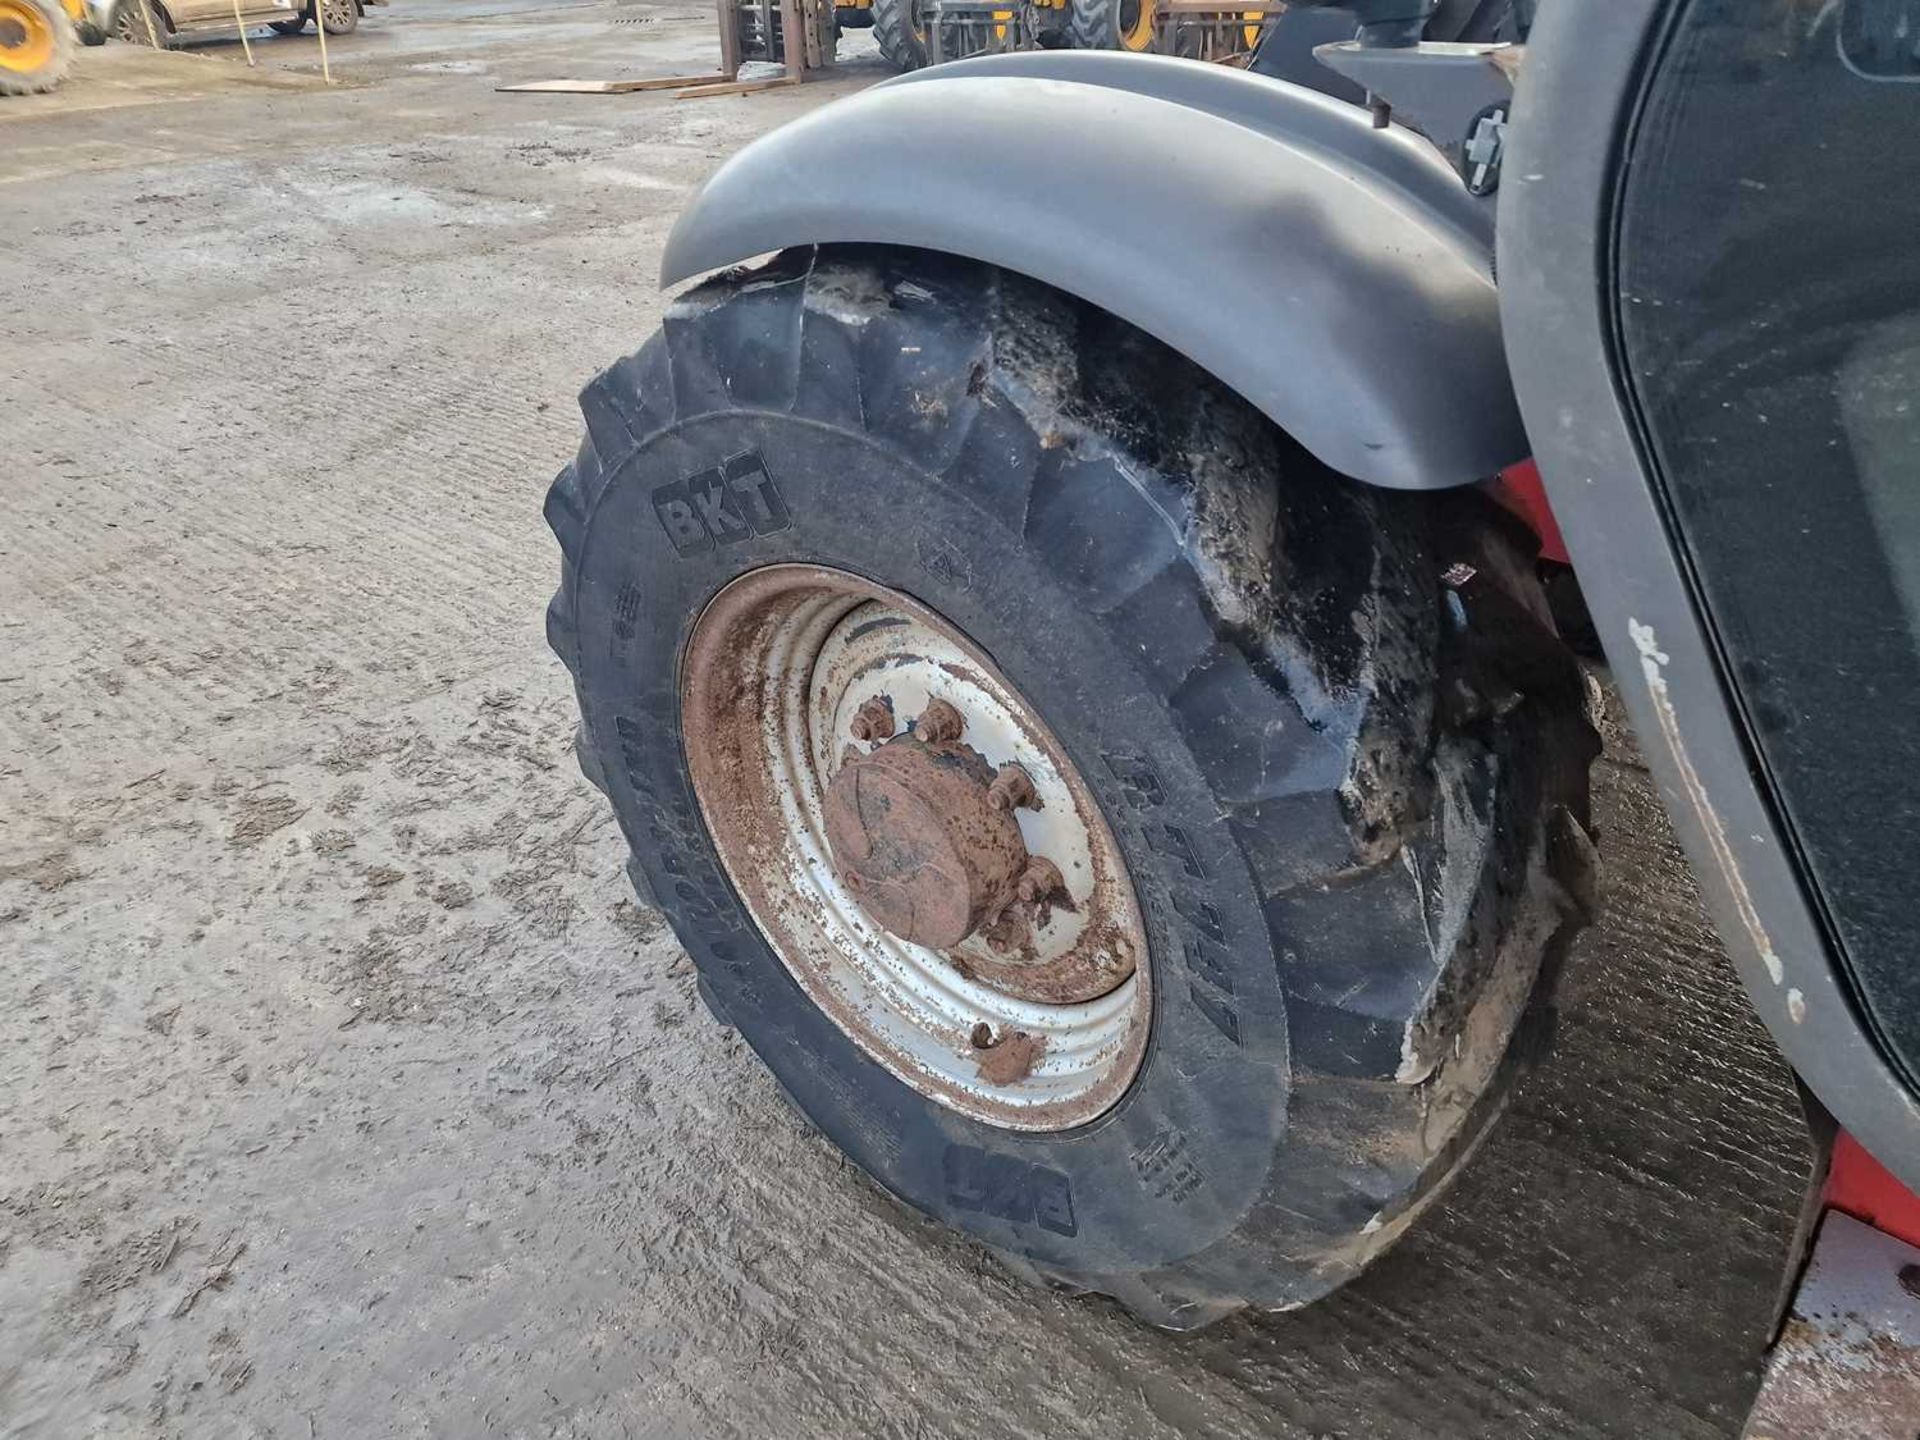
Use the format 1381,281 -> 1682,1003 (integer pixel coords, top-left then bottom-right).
0,0 -> 106,95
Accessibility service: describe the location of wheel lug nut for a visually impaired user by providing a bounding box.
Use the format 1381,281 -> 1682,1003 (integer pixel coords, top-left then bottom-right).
849,696 -> 895,743
970,1022 -> 995,1049
915,697 -> 964,745
1016,856 -> 1063,905
988,763 -> 1038,812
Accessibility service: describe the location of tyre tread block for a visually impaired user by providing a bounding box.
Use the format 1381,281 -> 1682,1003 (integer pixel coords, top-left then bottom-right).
854,288 -> 993,475
793,275 -> 869,428
1022,450 -> 1185,614
1167,650 -> 1352,807
579,350 -> 657,464
664,281 -> 796,420
942,387 -> 1047,523
1095,564 -> 1229,692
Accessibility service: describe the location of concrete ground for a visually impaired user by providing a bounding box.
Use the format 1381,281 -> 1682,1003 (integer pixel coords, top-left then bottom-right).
0,6 -> 1813,1437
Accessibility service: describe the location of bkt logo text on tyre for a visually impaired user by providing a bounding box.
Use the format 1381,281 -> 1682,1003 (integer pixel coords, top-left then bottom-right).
652,449 -> 791,556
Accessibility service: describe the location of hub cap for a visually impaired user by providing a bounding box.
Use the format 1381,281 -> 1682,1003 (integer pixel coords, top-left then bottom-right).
113,2 -> 156,43
0,1 -> 54,72
823,706 -> 1034,953
681,566 -> 1151,1131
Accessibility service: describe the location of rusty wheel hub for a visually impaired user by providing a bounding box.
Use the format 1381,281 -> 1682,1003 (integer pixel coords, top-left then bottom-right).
680,565 -> 1151,1132
825,697 -> 1061,952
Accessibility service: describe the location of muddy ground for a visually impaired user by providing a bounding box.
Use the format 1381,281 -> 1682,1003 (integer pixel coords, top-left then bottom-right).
0,6 -> 1812,1436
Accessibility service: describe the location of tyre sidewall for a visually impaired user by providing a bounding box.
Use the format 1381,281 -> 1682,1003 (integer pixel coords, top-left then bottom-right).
571,411 -> 1292,1276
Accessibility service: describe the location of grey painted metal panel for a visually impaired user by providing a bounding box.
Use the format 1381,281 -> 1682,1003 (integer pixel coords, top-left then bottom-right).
1499,0 -> 1920,1186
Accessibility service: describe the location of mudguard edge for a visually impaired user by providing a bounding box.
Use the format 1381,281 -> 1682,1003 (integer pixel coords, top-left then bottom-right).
659,53 -> 1524,491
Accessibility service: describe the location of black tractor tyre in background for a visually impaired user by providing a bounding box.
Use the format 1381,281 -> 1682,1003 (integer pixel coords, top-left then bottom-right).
269,13 -> 306,33
871,0 -> 927,69
548,246 -> 1599,1328
1068,0 -> 1149,51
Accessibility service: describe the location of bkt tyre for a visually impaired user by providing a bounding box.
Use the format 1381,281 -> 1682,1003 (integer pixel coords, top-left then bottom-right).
546,246 -> 1598,1328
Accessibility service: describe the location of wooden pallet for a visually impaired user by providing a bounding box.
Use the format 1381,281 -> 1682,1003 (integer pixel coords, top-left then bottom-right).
498,0 -> 820,102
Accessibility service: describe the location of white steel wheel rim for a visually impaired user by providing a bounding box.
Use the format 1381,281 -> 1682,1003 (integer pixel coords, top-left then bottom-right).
681,565 -> 1152,1132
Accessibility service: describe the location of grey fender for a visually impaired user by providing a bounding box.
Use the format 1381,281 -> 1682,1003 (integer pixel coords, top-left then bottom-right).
659,52 -> 1523,491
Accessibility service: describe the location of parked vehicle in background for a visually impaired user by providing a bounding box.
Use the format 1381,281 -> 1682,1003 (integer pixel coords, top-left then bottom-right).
108,0 -> 380,47
864,0 -> 1525,73
544,0 -> 1920,1338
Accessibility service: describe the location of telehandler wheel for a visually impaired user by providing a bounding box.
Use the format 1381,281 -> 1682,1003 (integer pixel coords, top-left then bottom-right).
548,246 -> 1599,1328
0,0 -> 74,94
315,0 -> 354,34
871,0 -> 926,69
1068,0 -> 1154,51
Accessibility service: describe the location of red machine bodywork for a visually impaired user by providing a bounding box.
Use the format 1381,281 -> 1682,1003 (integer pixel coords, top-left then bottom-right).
1826,1129 -> 1920,1251
1494,460 -> 1571,565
